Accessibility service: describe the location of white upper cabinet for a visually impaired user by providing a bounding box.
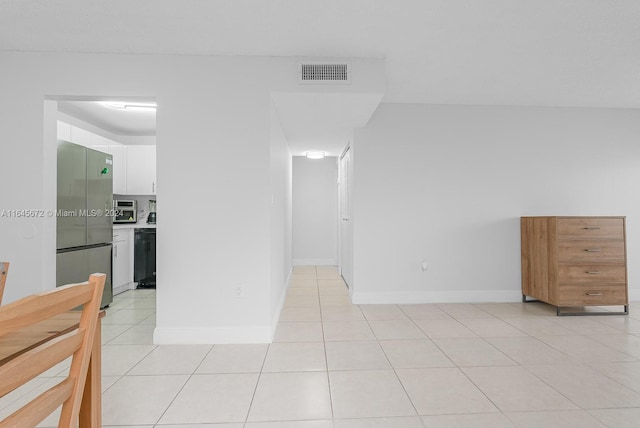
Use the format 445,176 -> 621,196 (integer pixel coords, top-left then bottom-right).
91,134 -> 111,154
126,145 -> 156,195
63,123 -> 110,154
69,126 -> 94,149
107,144 -> 127,195
57,121 -> 72,141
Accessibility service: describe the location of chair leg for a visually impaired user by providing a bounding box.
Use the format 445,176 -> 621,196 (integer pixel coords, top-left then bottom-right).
79,318 -> 102,427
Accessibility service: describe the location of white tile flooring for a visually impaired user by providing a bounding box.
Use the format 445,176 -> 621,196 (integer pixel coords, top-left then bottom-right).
3,266 -> 640,426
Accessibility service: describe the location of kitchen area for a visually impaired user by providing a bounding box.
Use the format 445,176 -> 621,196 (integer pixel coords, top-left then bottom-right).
113,197 -> 157,293
55,100 -> 157,305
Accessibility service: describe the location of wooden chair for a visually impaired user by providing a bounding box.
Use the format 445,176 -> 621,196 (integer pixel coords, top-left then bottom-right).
0,262 -> 8,305
0,273 -> 105,428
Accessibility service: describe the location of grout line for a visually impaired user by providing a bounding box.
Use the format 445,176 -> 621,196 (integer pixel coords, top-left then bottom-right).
242,342 -> 271,425
191,342 -> 217,375
316,270 -> 336,420
360,305 -> 423,420
152,372 -> 194,425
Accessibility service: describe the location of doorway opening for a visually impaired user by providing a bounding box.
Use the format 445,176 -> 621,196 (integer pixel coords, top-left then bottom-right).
338,145 -> 352,288
290,144 -> 352,290
45,96 -> 157,307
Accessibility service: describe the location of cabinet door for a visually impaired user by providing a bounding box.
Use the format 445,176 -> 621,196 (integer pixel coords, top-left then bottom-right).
69,126 -> 94,148
91,134 -> 111,154
108,144 -> 128,195
112,232 -> 132,289
126,146 -> 156,195
57,121 -> 72,141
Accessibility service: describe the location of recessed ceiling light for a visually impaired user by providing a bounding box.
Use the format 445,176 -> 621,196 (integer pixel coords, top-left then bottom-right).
102,101 -> 157,112
306,151 -> 325,159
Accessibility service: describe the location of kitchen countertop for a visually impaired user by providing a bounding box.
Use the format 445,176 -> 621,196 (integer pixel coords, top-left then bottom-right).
113,223 -> 157,230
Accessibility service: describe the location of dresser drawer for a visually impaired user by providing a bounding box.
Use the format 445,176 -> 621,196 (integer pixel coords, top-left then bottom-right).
557,218 -> 624,240
558,284 -> 627,306
558,240 -> 625,263
559,264 -> 626,283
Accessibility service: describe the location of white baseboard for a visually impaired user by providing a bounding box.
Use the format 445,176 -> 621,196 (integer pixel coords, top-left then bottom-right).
153,326 -> 272,345
154,270 -> 294,345
113,282 -> 134,296
351,290 -> 524,305
293,258 -> 336,266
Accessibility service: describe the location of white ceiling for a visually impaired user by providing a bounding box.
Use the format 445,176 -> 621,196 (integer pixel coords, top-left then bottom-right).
272,93 -> 384,156
2,0 -> 639,150
58,100 -> 157,136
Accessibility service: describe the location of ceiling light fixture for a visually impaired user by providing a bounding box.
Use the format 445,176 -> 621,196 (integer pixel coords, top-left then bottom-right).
102,101 -> 157,112
306,151 -> 325,160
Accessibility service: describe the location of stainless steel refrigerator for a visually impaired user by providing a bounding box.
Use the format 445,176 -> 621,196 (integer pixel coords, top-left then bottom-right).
56,141 -> 113,308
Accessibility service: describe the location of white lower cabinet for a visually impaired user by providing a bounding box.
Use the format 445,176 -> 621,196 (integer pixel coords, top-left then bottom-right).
112,229 -> 134,295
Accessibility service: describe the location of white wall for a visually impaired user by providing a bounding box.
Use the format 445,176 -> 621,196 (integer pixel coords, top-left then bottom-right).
0,51 -> 383,343
352,103 -> 640,304
0,59 -> 57,305
269,102 -> 293,331
0,52 -> 277,344
292,156 -> 338,266
152,56 -> 278,343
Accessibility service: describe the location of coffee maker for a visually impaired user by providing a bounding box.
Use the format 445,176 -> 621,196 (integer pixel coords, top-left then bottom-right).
146,199 -> 157,224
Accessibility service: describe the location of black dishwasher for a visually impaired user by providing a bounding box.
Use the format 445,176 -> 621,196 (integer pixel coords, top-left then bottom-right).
134,228 -> 156,288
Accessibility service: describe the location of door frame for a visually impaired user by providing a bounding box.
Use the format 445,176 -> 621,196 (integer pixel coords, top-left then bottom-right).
338,143 -> 353,288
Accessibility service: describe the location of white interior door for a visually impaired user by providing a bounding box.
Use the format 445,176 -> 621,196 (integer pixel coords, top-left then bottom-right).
339,147 -> 353,287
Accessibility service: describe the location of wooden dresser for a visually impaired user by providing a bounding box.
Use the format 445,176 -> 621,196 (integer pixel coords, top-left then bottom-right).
521,216 -> 628,315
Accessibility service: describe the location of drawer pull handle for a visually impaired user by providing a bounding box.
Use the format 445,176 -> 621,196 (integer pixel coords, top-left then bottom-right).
584,249 -> 601,252
585,271 -> 601,274
586,292 -> 604,296
582,227 -> 601,230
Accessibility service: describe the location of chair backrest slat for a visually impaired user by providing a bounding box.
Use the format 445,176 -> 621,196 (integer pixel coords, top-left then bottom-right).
0,273 -> 105,428
0,377 -> 74,428
0,329 -> 84,397
0,282 -> 94,333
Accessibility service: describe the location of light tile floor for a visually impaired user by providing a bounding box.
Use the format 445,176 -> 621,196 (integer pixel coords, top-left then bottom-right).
3,266 -> 640,427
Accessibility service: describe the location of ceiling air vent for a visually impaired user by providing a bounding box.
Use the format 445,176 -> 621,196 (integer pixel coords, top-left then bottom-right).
299,62 -> 351,84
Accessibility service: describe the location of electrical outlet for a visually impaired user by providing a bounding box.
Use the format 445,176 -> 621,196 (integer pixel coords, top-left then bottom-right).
235,285 -> 243,298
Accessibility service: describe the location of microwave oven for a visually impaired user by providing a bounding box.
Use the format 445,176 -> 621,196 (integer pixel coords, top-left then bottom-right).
113,200 -> 137,223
